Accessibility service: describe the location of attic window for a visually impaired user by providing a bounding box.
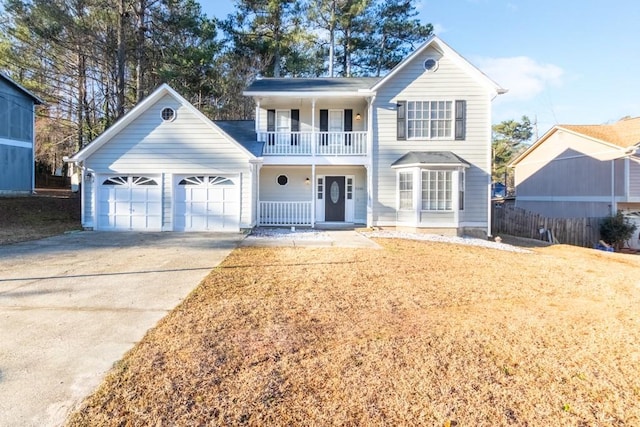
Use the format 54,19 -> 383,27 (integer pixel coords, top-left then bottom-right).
161,107 -> 176,122
424,58 -> 439,72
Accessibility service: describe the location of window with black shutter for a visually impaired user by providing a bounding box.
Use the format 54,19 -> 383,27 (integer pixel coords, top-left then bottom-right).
291,109 -> 299,145
397,101 -> 406,140
267,109 -> 275,145
455,100 -> 466,140
344,109 -> 353,145
319,109 -> 328,145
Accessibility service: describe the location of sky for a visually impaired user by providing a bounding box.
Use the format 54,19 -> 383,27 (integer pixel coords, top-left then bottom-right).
203,0 -> 640,138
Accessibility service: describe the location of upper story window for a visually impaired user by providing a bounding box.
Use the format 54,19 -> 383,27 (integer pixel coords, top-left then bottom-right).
407,101 -> 452,139
397,100 -> 466,141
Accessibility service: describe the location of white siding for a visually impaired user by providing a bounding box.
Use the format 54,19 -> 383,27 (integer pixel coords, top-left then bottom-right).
84,94 -> 253,229
260,167 -> 314,201
373,46 -> 492,229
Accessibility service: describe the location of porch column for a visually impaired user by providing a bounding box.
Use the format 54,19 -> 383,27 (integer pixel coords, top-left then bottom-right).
311,164 -> 316,228
366,96 -> 375,227
453,168 -> 461,229
255,163 -> 262,226
311,98 -> 316,156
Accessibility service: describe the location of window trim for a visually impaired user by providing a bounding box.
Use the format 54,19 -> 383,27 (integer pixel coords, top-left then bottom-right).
397,99 -> 466,141
397,170 -> 414,211
395,167 -> 466,214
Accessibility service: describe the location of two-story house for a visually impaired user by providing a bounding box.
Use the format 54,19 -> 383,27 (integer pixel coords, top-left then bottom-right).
68,36 -> 505,236
0,72 -> 43,195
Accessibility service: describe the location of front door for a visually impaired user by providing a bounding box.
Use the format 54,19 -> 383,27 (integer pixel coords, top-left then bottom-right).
325,176 -> 345,221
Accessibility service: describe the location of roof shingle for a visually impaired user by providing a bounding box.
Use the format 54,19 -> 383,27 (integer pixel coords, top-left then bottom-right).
559,117 -> 640,148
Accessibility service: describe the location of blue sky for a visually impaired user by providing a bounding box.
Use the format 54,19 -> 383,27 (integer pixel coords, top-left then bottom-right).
204,0 -> 640,138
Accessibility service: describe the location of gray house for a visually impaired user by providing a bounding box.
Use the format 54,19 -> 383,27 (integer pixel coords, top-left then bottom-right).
0,73 -> 43,194
68,36 -> 505,236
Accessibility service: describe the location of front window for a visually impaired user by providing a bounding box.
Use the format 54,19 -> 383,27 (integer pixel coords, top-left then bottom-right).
421,170 -> 452,211
399,172 -> 413,210
407,101 -> 452,139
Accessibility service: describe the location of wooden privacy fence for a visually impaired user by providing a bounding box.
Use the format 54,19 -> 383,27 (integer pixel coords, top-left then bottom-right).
492,203 -> 603,248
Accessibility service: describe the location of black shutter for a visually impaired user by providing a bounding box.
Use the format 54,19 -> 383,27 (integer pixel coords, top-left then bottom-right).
397,101 -> 406,140
344,109 -> 353,145
455,100 -> 466,140
320,109 -> 328,145
267,109 -> 275,145
291,109 -> 299,145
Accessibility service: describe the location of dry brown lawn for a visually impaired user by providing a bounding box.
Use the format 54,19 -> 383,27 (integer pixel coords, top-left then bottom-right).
0,191 -> 81,244
66,238 -> 640,426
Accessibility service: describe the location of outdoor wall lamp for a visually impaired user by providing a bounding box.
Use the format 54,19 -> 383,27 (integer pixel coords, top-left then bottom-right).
355,113 -> 362,121
305,177 -> 310,185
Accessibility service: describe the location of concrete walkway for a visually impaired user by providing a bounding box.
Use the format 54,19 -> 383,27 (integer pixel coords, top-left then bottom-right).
240,229 -> 381,249
0,231 -> 243,427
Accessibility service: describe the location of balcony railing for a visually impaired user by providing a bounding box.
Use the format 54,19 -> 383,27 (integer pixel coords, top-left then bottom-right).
259,201 -> 312,226
259,131 -> 367,156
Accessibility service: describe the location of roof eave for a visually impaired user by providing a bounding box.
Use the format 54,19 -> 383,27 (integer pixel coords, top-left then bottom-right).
391,162 -> 470,169
243,90 -> 375,98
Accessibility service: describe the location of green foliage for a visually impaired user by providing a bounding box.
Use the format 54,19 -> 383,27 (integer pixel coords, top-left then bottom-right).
599,211 -> 638,250
492,116 -> 534,194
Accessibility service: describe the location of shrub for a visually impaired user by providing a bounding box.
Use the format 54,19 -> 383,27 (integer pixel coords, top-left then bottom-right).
599,211 -> 637,251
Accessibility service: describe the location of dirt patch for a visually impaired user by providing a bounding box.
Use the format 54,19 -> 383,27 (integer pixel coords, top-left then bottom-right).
0,190 -> 81,245
66,240 -> 640,426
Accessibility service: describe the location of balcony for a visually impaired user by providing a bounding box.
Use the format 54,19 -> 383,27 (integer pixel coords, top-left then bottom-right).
259,131 -> 368,156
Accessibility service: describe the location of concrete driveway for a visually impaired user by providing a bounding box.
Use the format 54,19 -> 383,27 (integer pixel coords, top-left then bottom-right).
0,231 -> 243,427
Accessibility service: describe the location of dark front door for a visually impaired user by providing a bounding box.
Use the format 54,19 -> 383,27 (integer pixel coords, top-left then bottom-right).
325,176 -> 345,222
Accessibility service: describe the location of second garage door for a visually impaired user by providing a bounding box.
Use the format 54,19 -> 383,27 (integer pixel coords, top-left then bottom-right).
174,175 -> 240,231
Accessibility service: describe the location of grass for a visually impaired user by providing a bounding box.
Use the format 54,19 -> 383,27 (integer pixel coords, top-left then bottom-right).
66,238 -> 640,426
0,191 -> 81,245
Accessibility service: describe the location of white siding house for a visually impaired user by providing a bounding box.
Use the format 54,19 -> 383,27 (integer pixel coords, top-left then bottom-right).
68,36 -> 505,236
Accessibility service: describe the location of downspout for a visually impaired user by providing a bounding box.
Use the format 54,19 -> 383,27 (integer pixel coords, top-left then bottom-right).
255,99 -> 261,134
611,159 -> 616,215
31,103 -> 36,194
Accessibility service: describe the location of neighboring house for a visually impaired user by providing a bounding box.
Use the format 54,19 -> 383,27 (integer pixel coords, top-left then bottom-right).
67,36 -> 506,235
510,117 -> 640,218
0,73 -> 43,195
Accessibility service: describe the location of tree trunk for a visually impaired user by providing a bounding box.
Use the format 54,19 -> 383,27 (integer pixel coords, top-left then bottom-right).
116,0 -> 126,117
136,0 -> 146,102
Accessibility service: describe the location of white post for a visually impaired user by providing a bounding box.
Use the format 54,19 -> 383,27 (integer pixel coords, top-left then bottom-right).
366,96 -> 375,227
311,98 -> 316,157
311,164 -> 316,228
611,159 -> 616,215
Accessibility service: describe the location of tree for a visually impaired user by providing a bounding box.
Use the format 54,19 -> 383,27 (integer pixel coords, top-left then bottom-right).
600,211 -> 638,251
367,0 -> 432,76
492,116 -> 533,194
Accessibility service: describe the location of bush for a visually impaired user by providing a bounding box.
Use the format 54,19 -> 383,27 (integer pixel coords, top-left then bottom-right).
599,211 -> 638,251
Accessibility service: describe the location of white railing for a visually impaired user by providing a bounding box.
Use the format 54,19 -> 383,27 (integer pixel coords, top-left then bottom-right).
259,131 -> 367,156
316,131 -> 367,155
259,201 -> 312,226
260,132 -> 313,155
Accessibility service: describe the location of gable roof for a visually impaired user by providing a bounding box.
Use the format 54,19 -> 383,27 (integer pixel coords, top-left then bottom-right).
391,151 -> 470,168
371,35 -> 507,96
68,84 -> 258,162
511,117 -> 640,167
0,72 -> 44,104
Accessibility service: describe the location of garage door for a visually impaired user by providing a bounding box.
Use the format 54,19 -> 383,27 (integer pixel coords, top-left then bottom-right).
97,176 -> 162,231
174,175 -> 240,231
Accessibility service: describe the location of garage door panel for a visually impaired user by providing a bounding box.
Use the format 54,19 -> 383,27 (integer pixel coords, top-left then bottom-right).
174,175 -> 240,231
97,175 -> 162,231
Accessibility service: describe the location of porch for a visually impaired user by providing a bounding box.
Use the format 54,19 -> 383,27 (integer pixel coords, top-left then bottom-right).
257,166 -> 368,227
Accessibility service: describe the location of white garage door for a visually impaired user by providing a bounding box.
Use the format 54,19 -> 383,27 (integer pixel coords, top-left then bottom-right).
174,175 -> 240,231
98,176 -> 162,231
